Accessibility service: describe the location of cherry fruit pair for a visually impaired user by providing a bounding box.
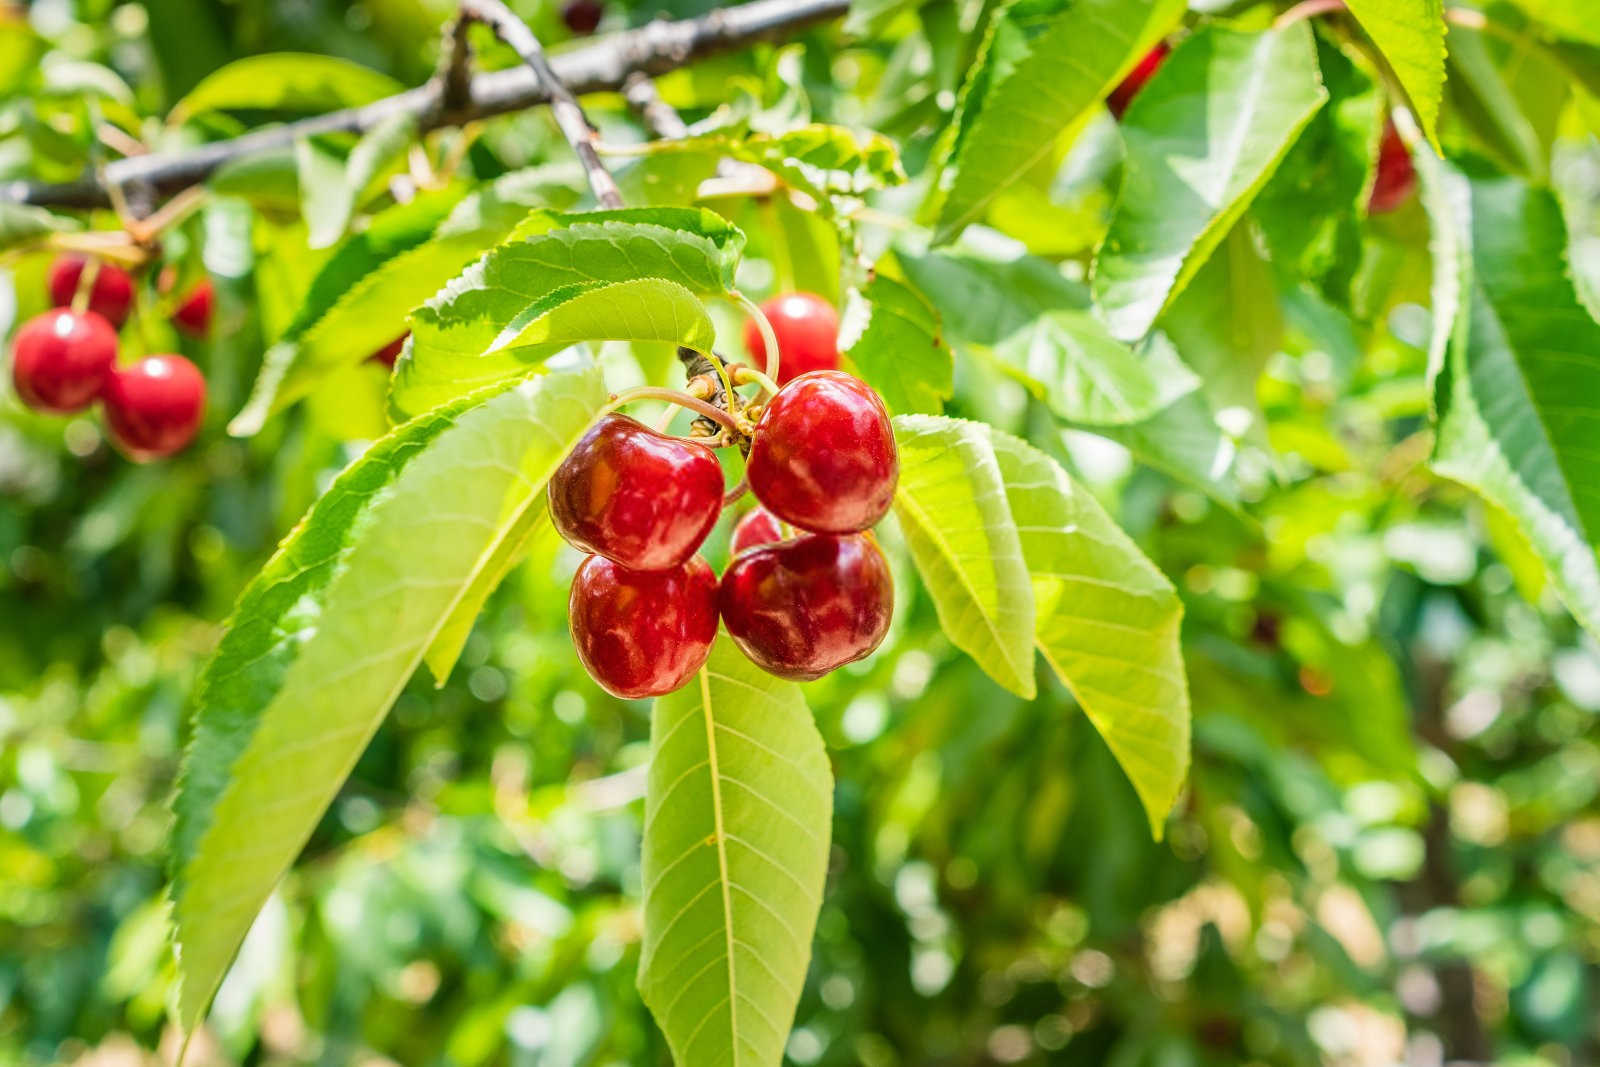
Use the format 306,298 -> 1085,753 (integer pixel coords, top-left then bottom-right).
551,369 -> 897,698
51,255 -> 214,337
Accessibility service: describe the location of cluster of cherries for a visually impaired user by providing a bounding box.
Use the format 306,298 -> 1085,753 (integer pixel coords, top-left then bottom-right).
552,291 -> 897,698
10,255 -> 211,460
1108,41 -> 1416,213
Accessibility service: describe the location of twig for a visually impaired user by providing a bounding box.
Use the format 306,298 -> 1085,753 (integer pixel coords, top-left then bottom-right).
460,0 -> 623,208
1273,0 -> 1344,29
2,0 -> 850,210
622,71 -> 691,139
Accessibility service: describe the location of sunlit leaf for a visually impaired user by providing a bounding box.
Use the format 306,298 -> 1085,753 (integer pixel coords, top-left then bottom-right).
171,53 -> 403,121
840,273 -> 951,415
1341,0 -> 1446,146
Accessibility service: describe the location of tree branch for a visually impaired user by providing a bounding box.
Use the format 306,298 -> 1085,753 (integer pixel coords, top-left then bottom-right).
461,0 -> 623,209
1,0 -> 849,210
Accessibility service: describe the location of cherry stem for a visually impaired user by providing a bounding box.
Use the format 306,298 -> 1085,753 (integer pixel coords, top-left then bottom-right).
1274,0 -> 1344,28
730,363 -> 779,396
723,477 -> 749,506
609,386 -> 743,435
70,258 -> 99,316
732,290 -> 781,390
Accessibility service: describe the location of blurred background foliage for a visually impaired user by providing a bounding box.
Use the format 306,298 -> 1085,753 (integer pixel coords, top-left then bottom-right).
4,0 -> 1600,1065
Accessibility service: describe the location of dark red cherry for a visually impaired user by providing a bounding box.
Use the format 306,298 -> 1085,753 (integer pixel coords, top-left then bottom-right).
48,255 -> 134,329
743,292 -> 840,385
570,554 -> 718,698
172,280 -> 214,337
369,333 -> 408,367
1368,121 -> 1416,215
10,309 -> 118,414
562,0 -> 603,34
549,412 -> 725,570
730,505 -> 784,555
1107,42 -> 1170,119
720,532 -> 893,681
746,370 -> 897,534
102,354 -> 206,461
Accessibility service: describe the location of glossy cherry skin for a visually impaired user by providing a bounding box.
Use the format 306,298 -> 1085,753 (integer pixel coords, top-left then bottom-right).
743,292 -> 840,385
369,333 -> 408,367
549,413 -> 725,570
562,0 -> 603,34
48,255 -> 134,329
102,354 -> 206,461
172,280 -> 214,337
569,554 -> 718,698
1368,121 -> 1416,215
1107,42 -> 1170,119
10,309 -> 119,414
720,533 -> 893,681
746,370 -> 897,534
730,505 -> 784,555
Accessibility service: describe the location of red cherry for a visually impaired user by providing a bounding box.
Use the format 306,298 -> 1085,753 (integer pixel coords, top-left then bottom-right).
743,292 -> 840,386
102,354 -> 206,461
720,532 -> 893,681
562,0 -> 603,34
746,370 -> 897,534
1107,42 -> 1170,119
730,505 -> 784,556
549,412 -> 725,570
369,333 -> 408,367
1368,121 -> 1416,215
48,256 -> 134,329
569,554 -> 718,698
10,309 -> 118,414
172,280 -> 215,337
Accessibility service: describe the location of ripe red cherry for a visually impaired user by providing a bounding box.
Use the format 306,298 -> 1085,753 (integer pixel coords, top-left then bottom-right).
549,413 -> 725,570
720,533 -> 893,681
1107,42 -> 1170,119
562,0 -> 603,34
10,308 -> 118,414
743,292 -> 840,386
569,554 -> 718,698
48,255 -> 134,329
1368,121 -> 1416,215
730,505 -> 784,555
172,280 -> 214,337
101,354 -> 206,461
369,333 -> 408,367
746,371 -> 897,534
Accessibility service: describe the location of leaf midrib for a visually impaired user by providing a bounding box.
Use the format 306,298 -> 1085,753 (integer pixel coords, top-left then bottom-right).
698,665 -> 741,1066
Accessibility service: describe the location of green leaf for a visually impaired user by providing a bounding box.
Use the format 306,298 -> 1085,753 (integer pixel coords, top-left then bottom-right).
0,201 -> 79,252
1423,163 -> 1600,638
839,273 -> 951,415
983,427 -> 1189,836
230,167 -> 578,435
1092,22 -> 1327,341
638,637 -> 832,1067
1340,0 -> 1446,147
843,0 -> 927,38
1094,389 -> 1246,509
892,415 -> 1037,697
171,365 -> 611,1031
1507,0 -> 1600,45
391,207 -> 744,418
171,53 -> 403,121
991,308 -> 1198,426
1445,23 -> 1549,180
898,242 -> 1090,346
307,114 -> 417,248
424,511 -> 559,685
628,124 -> 904,209
295,137 -> 351,251
927,0 -> 1185,244
394,278 -> 718,417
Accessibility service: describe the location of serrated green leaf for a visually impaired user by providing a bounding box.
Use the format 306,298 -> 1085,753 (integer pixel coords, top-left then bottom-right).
230,168 -> 578,435
171,53 -> 403,121
1422,166 -> 1600,638
392,208 -> 744,418
424,511 -> 559,685
927,0 -> 1185,244
840,274 -> 950,415
991,308 -> 1198,426
983,427 -> 1188,837
0,201 -> 79,252
1093,22 -> 1327,341
394,278 -> 718,417
1341,0 -> 1446,146
171,365 -> 611,1032
638,637 -> 832,1067
892,415 -> 1037,697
